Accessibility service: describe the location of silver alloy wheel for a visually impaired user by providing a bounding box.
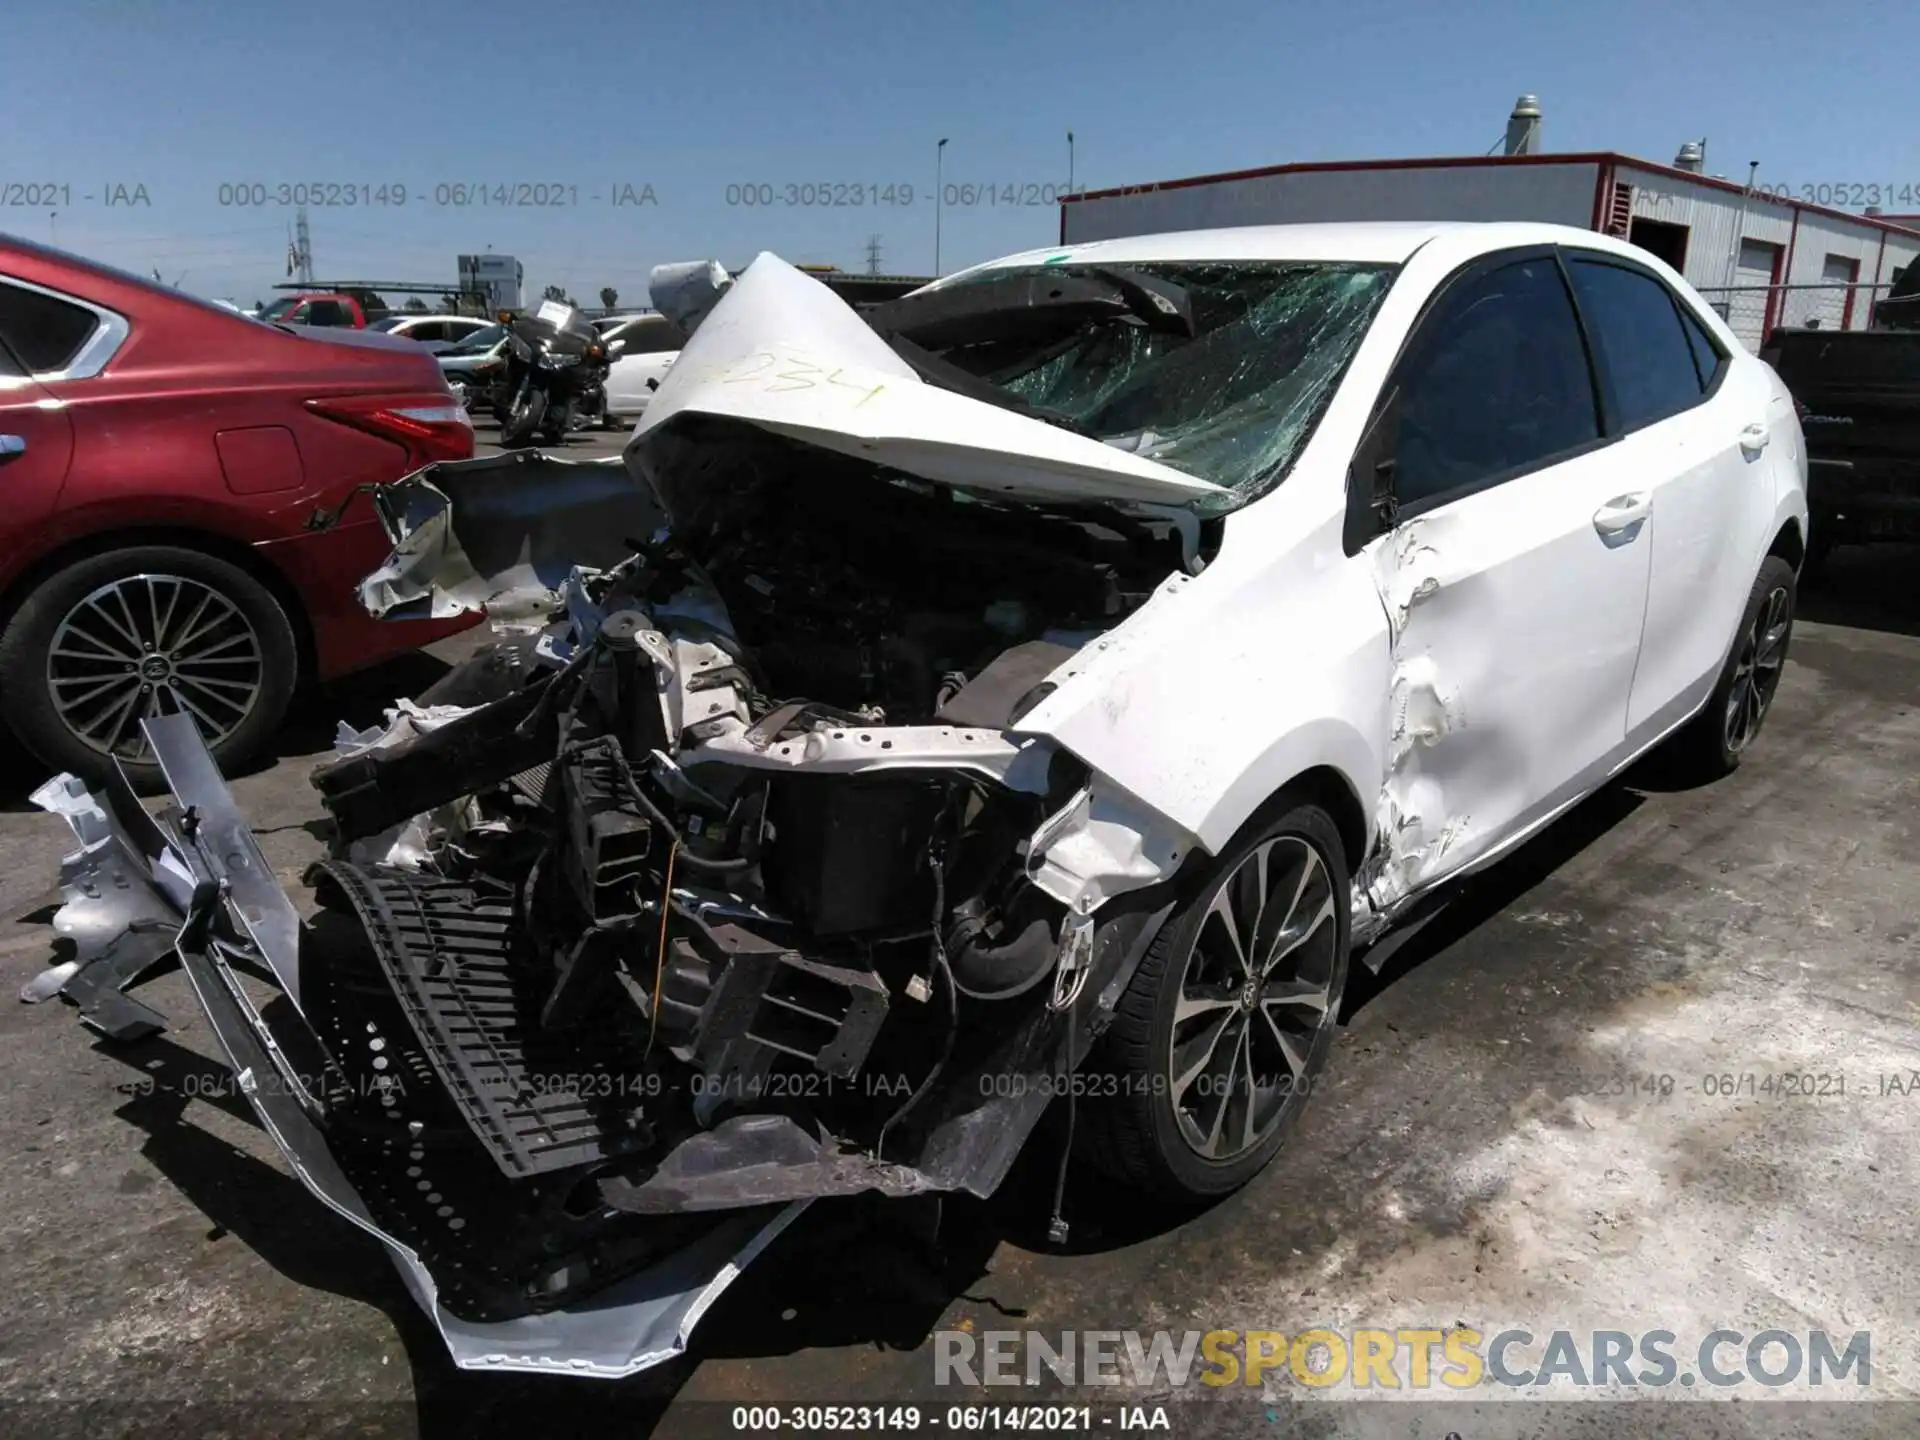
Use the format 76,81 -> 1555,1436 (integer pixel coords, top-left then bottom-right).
1724,584 -> 1791,754
46,573 -> 265,760
1168,835 -> 1341,1161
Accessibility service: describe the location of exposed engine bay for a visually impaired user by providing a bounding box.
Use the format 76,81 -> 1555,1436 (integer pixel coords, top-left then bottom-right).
288,425 -> 1192,1324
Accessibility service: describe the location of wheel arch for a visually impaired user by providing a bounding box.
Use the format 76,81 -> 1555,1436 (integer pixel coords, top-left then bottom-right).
1767,515 -> 1806,573
0,526 -> 316,678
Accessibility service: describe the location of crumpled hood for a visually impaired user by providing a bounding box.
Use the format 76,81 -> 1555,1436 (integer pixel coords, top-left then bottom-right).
627,252 -> 1227,509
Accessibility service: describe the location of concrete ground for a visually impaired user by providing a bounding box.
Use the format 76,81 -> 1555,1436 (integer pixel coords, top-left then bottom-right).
0,528 -> 1916,1440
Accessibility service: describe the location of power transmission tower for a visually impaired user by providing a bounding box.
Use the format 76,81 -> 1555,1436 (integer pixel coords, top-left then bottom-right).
865,234 -> 883,276
294,207 -> 315,285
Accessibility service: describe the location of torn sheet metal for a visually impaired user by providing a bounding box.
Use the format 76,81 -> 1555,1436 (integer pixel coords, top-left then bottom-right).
1024,777 -> 1196,914
145,713 -> 305,1007
629,252 -> 1228,510
356,451 -> 663,629
31,729 -> 808,1380
22,773 -> 179,1038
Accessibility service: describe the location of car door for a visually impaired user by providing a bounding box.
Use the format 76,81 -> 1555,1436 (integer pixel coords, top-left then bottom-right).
605,316 -> 682,414
0,280 -> 86,550
1356,248 -> 1652,895
1558,252 -> 1774,744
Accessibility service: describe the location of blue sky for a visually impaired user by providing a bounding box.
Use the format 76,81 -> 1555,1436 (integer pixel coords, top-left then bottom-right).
7,0 -> 1914,306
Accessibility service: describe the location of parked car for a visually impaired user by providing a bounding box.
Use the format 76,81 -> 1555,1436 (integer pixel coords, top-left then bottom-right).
1760,325 -> 1920,573
600,311 -> 683,423
254,291 -> 375,328
369,313 -> 497,348
0,234 -> 477,790
434,322 -> 509,408
26,222 -> 1807,1380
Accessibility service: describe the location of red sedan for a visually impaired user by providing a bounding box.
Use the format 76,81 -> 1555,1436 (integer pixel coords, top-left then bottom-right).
0,236 -> 476,790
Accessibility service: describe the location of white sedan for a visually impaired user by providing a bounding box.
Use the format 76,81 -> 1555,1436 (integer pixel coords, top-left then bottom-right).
369,313 -> 499,349
598,312 -> 683,423
26,221 -> 1810,1379
623,221 -> 1808,1196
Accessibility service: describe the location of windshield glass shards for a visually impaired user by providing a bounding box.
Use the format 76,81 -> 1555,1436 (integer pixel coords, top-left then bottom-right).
904,261 -> 1396,511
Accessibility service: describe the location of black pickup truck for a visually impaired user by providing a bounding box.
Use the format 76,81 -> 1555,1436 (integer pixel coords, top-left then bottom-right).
1763,273 -> 1920,574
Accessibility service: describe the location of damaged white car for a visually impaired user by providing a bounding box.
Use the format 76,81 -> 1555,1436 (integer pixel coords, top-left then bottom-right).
26,223 -> 1808,1377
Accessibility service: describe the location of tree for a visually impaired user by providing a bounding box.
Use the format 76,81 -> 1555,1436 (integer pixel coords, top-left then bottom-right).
542,283 -> 573,304
599,286 -> 619,310
403,296 -> 429,312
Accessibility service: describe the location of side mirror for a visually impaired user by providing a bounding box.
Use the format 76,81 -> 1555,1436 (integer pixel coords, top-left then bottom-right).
1343,387 -> 1402,554
607,338 -> 627,355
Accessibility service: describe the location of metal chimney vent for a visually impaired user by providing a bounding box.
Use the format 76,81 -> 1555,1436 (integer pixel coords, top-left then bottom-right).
1505,94 -> 1542,156
1674,140 -> 1706,173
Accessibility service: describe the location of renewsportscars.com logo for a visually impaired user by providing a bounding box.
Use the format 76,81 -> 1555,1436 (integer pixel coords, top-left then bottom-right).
933,1327 -> 1872,1393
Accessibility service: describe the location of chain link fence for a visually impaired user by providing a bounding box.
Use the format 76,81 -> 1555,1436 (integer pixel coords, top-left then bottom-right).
1692,281 -> 1899,349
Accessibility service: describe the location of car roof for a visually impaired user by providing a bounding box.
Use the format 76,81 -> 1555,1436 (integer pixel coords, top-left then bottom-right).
945,220 -> 1644,279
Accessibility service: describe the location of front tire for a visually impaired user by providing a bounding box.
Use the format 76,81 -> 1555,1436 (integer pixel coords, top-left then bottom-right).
0,545 -> 300,793
1079,799 -> 1350,1200
500,388 -> 547,446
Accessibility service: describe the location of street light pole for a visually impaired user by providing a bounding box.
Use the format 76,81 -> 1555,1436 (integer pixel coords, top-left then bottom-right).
935,138 -> 949,275
1067,131 -> 1075,194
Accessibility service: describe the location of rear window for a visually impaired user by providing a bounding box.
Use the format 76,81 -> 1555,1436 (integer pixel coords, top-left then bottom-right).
1565,258 -> 1705,429
0,280 -> 100,372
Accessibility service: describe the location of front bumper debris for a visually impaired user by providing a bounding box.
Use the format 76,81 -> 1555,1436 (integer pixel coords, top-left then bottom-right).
24,713 -> 805,1379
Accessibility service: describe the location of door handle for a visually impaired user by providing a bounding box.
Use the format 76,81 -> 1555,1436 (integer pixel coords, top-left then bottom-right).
1592,491 -> 1650,540
0,434 -> 26,465
1740,421 -> 1770,453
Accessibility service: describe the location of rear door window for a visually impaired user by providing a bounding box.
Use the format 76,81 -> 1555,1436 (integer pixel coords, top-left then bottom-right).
1565,256 -> 1709,430
0,280 -> 101,373
306,300 -> 350,326
1390,254 -> 1602,508
1677,303 -> 1725,389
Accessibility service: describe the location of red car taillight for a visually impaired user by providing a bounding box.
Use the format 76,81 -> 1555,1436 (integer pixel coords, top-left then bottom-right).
306,394 -> 475,466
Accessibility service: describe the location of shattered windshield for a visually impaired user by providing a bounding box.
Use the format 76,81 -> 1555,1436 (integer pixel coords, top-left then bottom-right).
950,261 -> 1394,512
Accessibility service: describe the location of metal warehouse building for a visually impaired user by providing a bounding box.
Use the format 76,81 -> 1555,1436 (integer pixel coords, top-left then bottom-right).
1060,141 -> 1920,352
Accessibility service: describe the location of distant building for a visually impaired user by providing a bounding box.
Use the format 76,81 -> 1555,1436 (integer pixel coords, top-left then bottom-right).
1061,150 -> 1920,351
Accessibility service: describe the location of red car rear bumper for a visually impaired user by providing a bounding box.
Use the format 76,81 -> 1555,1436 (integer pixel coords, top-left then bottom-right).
254,515 -> 479,681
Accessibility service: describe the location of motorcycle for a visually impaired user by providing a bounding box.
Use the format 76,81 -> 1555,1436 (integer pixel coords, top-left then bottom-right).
492,300 -> 616,446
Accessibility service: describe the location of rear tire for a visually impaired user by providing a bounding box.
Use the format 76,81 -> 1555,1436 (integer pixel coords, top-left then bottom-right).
1662,555 -> 1795,782
0,545 -> 299,794
1078,799 -> 1350,1201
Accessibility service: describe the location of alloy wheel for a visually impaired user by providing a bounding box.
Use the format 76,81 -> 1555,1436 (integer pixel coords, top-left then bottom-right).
1168,835 -> 1341,1161
1724,584 -> 1791,754
46,573 -> 266,760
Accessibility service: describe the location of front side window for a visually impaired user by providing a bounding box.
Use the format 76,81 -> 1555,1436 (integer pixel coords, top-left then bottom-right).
0,280 -> 101,373
1566,257 -> 1706,429
610,315 -> 684,355
1390,256 -> 1601,508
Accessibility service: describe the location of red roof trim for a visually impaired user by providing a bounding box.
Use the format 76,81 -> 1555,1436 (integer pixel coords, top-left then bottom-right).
1062,151 -> 1920,242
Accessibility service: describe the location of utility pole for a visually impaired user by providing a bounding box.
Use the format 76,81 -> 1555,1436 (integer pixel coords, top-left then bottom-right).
1067,131 -> 1075,194
935,138 -> 949,275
